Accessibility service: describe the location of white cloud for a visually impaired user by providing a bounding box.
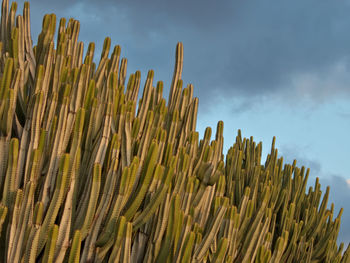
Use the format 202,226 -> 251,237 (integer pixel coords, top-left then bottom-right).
287,58 -> 350,104
347,179 -> 350,188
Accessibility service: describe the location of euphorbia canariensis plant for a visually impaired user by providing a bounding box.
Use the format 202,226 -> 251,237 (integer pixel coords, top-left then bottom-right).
0,0 -> 349,262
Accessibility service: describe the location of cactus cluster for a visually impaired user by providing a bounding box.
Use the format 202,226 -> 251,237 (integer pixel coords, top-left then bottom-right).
0,0 -> 349,262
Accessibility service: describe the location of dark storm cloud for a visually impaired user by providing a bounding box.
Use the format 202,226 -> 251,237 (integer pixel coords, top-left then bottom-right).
13,0 -> 350,111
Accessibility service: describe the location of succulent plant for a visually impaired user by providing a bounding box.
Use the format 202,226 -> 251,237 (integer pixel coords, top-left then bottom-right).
0,0 -> 349,262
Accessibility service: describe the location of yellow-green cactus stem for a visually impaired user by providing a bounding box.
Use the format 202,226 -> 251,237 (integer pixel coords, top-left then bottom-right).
77,162 -> 101,239
123,141 -> 159,221
68,230 -> 81,263
41,224 -> 58,263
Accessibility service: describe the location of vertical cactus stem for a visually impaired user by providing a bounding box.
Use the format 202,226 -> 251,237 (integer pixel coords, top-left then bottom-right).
10,26 -> 19,67
121,112 -> 132,168
80,163 -> 101,239
33,201 -> 44,225
55,153 -> 80,262
182,178 -> 194,215
169,42 -> 183,107
86,42 -> 95,61
131,117 -> 140,140
203,127 -> 212,146
255,246 -> 271,263
107,44 -> 121,74
178,231 -> 196,263
2,137 -> 18,207
123,141 -> 158,221
125,73 -> 135,98
212,237 -> 229,263
42,224 -> 59,263
23,225 -> 41,263
49,14 -> 56,36
154,194 -> 179,263
215,120 -> 224,157
57,17 -> 66,36
83,79 -> 95,110
9,181 -> 35,263
194,198 -> 228,261
1,89 -> 13,136
69,107 -> 85,153
14,15 -> 25,71
95,218 -> 117,253
37,154 -> 70,254
193,232 -> 203,257
7,189 -> 22,258
234,150 -> 243,205
118,57 -> 127,87
125,156 -> 140,197
22,0 -> 36,78
156,80 -> 163,103
173,214 -> 192,261
133,157 -> 176,230
215,174 -> 226,197
100,36 -> 111,60
120,222 -> 132,263
137,69 -> 154,135
178,86 -> 189,118
133,70 -> 141,99
0,205 -> 8,234
170,79 -> 183,113
30,90 -> 44,150
82,157 -> 120,262
148,164 -> 164,193
67,230 -> 81,263
1,0 -> 9,49
0,58 -> 14,109
8,2 -> 17,34
103,132 -> 119,171
109,216 -> 127,262
174,211 -> 184,258
108,71 -> 118,100
167,109 -> 179,143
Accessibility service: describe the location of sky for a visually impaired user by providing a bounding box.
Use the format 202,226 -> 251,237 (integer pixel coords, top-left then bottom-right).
13,0 -> 350,245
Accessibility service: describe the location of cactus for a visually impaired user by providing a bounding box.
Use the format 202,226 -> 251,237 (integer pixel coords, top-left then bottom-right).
0,0 -> 349,262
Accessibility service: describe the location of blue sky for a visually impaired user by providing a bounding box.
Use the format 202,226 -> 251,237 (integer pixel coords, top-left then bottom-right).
14,0 -> 350,244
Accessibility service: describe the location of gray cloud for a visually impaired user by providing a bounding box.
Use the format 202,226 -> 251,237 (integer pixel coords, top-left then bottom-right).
337,106 -> 350,120
278,144 -> 322,174
14,0 -> 350,113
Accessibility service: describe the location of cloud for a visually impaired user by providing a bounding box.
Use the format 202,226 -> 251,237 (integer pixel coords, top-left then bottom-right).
278,144 -> 322,174
13,0 -> 350,113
